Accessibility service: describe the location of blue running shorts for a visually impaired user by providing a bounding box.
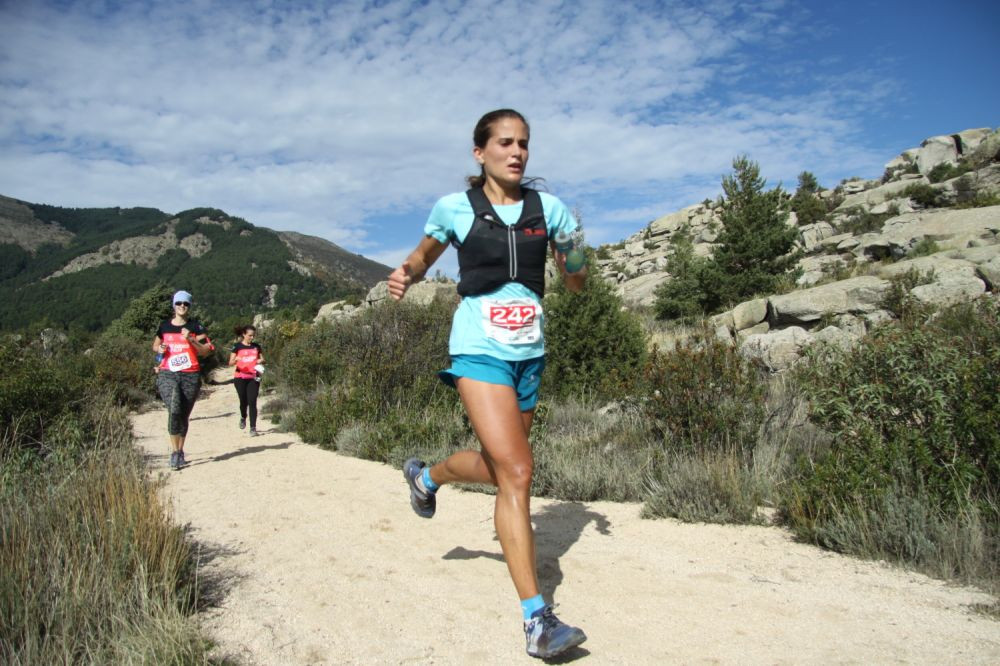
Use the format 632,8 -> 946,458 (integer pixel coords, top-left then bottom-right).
439,354 -> 546,411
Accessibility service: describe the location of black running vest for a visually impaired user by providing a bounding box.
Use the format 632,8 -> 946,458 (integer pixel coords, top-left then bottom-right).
455,188 -> 549,299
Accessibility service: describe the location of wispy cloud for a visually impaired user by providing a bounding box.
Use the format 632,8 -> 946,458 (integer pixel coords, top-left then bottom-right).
0,0 -> 912,262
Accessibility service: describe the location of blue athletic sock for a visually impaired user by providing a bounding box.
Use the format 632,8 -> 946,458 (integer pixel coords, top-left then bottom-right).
521,594 -> 546,621
421,466 -> 439,493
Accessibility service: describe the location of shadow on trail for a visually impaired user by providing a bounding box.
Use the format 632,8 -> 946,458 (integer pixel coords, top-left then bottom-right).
534,502 -> 611,601
443,501 -> 611,602
211,441 -> 293,462
173,442 -> 294,468
189,410 -> 237,421
186,538 -> 246,611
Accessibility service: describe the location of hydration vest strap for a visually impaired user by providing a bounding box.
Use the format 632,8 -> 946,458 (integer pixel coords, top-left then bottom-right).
463,187 -> 545,235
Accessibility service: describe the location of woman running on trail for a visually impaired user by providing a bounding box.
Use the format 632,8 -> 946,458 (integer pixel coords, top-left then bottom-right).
152,290 -> 213,470
228,324 -> 264,436
388,108 -> 588,659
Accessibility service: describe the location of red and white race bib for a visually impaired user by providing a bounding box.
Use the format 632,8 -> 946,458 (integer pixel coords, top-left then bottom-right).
160,331 -> 200,372
167,351 -> 193,371
482,299 -> 541,345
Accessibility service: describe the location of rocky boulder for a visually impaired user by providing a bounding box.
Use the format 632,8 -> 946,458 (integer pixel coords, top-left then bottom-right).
915,135 -> 960,175
617,271 -> 669,306
364,279 -> 457,307
739,326 -> 813,372
769,276 -> 891,327
834,177 -> 929,214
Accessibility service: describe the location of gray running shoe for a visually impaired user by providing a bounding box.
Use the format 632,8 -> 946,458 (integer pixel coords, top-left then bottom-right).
239,417 -> 246,430
403,458 -> 436,518
177,450 -> 186,466
249,428 -> 258,436
524,606 -> 587,659
169,451 -> 179,470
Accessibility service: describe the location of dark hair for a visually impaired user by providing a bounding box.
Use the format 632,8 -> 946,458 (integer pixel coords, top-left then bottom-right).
234,324 -> 256,337
466,108 -> 532,189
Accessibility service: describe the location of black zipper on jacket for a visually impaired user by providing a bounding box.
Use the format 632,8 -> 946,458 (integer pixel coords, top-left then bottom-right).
508,224 -> 517,280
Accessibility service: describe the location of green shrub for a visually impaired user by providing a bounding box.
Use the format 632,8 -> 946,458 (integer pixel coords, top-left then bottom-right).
927,161 -> 970,184
878,267 -> 935,321
100,282 -> 173,342
643,327 -> 765,457
0,338 -> 89,459
542,267 -> 647,402
653,225 -> 713,320
955,192 -> 1000,209
1,354 -> 211,664
906,237 -> 941,258
839,205 -> 898,235
785,298 -> 1000,588
351,403 -> 469,467
639,327 -> 768,522
274,298 -> 460,454
903,183 -> 943,208
791,171 -> 827,226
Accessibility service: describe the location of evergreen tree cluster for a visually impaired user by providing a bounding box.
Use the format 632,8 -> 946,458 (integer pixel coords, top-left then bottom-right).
655,156 -> 801,318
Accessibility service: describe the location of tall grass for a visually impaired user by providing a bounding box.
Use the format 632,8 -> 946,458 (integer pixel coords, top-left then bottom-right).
1,336 -> 214,664
531,399 -> 654,502
1,451 -> 208,663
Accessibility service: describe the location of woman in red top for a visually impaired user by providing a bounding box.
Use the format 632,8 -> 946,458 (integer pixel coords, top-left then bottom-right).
228,324 -> 264,436
152,290 -> 214,469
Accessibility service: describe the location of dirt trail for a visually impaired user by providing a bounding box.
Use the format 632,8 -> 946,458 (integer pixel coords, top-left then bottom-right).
133,380 -> 1000,665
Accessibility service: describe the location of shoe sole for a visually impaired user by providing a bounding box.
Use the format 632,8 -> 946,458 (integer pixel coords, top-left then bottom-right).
530,629 -> 587,658
402,458 -> 436,519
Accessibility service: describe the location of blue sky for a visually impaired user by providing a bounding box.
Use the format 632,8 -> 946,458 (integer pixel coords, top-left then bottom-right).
1,0 -> 997,276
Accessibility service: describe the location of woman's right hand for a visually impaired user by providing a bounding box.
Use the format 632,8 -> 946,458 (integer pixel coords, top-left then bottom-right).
388,261 -> 414,301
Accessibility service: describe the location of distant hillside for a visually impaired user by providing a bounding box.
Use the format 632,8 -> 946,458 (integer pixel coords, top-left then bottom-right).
0,195 -> 391,333
278,231 -> 389,288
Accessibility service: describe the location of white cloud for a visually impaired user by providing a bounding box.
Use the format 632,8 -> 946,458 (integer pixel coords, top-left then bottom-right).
1,0 -> 901,263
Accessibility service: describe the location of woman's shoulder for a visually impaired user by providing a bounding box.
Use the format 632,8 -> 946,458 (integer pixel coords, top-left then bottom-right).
433,191 -> 474,212
535,190 -> 567,208
533,191 -> 573,223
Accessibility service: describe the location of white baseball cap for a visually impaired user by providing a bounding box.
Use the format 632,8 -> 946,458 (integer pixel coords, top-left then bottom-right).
172,290 -> 193,305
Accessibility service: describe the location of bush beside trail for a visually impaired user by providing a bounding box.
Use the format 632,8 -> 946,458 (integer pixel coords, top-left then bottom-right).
0,284 -> 215,663
785,298 -> 1000,588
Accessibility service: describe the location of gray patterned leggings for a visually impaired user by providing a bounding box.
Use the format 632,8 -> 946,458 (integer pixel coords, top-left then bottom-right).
156,370 -> 202,436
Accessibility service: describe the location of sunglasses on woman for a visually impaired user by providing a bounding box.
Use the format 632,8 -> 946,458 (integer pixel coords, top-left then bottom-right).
175,302 -> 190,307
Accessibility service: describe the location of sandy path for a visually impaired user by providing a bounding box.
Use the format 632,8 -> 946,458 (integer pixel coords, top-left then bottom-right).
132,381 -> 1000,665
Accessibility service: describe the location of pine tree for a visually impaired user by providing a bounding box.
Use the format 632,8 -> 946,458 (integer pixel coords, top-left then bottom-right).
100,282 -> 173,341
790,170 -> 827,226
709,155 -> 800,310
653,225 -> 713,320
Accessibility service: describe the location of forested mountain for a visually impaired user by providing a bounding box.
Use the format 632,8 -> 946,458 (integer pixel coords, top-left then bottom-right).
0,194 -> 391,333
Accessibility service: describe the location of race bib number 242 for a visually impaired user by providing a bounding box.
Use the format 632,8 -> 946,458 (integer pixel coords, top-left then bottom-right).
482,299 -> 541,345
